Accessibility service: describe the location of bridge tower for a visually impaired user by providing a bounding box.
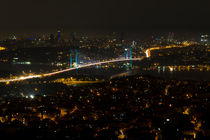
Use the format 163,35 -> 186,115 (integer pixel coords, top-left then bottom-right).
129,40 -> 135,68
75,49 -> 78,69
130,45 -> 132,59
69,49 -> 78,68
130,45 -> 132,68
124,41 -> 134,68
70,50 -> 73,68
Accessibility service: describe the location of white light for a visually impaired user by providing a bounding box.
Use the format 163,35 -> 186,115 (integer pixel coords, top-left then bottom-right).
166,118 -> 170,122
30,95 -> 34,99
19,77 -> 25,80
132,40 -> 135,46
169,67 -> 173,72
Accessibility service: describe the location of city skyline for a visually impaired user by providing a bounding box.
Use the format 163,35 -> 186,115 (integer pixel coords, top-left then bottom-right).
0,1 -> 209,139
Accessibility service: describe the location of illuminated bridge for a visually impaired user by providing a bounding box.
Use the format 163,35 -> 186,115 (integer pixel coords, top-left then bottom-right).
0,41 -> 194,83
0,57 -> 145,83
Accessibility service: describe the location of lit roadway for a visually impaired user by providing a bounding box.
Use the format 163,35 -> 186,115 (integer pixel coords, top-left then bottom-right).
145,42 -> 193,57
0,57 -> 145,83
0,42 -> 194,83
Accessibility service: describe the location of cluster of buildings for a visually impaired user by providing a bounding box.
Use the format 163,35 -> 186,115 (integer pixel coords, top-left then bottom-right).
0,31 -> 209,139
0,31 -> 141,78
0,74 -> 209,139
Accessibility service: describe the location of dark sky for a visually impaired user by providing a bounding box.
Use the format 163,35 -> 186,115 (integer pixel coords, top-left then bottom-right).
1,0 -> 210,31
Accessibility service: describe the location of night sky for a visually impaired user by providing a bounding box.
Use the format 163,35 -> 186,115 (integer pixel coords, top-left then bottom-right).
1,0 -> 210,31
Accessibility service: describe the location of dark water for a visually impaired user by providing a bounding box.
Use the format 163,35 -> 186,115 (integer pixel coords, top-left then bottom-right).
137,70 -> 210,81
0,61 -> 209,81
48,66 -> 210,82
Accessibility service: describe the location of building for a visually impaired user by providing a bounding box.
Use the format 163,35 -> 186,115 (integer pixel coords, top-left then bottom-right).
200,34 -> 208,46
167,32 -> 174,42
57,30 -> 61,41
49,34 -> 55,42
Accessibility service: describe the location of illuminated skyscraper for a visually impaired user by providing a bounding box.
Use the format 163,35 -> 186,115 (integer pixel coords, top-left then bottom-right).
57,30 -> 61,41
120,32 -> 124,42
125,48 -> 128,59
168,32 -> 174,42
201,35 -> 208,46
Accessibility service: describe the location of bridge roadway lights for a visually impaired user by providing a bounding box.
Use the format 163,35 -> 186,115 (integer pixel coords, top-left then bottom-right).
0,57 -> 145,83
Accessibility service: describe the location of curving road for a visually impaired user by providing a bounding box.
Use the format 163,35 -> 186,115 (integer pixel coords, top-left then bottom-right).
0,57 -> 145,83
0,42 -> 193,83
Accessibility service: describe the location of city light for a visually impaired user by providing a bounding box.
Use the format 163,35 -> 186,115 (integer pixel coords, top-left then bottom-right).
30,95 -> 34,99
0,47 -> 6,51
0,30 -> 208,139
0,0 -> 209,138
